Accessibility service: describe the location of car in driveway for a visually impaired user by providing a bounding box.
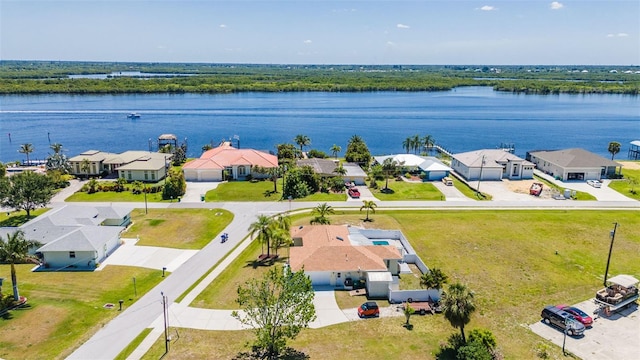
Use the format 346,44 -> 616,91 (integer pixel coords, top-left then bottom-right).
358,301 -> 379,318
348,187 -> 361,198
541,305 -> 585,336
557,305 -> 593,327
587,179 -> 602,188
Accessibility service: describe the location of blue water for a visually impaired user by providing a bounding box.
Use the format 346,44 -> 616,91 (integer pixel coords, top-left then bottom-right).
1,87 -> 638,163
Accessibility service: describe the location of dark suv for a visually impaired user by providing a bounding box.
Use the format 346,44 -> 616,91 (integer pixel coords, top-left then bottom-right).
358,302 -> 380,318
541,305 -> 585,336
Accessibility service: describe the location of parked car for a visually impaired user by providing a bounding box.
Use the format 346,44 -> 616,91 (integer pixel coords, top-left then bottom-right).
348,187 -> 361,198
358,301 -> 379,318
441,177 -> 453,186
557,305 -> 593,327
541,305 -> 585,336
587,179 -> 602,188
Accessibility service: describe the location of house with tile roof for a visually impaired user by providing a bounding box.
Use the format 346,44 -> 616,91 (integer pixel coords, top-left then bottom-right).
0,205 -> 131,271
451,149 -> 534,181
182,142 -> 278,181
69,150 -> 171,181
527,148 -> 621,181
373,154 -> 452,181
289,225 -> 402,297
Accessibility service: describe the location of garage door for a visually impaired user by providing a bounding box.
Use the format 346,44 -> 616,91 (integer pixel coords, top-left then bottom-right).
198,170 -> 221,182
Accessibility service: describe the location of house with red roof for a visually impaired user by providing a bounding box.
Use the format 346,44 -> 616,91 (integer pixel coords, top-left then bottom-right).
182,142 -> 278,181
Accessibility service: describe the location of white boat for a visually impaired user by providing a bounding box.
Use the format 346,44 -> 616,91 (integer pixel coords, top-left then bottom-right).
127,113 -> 141,119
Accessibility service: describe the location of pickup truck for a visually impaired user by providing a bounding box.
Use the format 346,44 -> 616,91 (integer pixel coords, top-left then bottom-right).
348,187 -> 361,198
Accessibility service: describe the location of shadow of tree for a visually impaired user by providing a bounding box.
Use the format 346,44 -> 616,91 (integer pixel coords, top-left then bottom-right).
380,188 -> 395,194
233,347 -> 309,360
0,214 -> 34,227
243,255 -> 288,269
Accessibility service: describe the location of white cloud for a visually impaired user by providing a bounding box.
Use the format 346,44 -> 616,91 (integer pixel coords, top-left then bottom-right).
480,5 -> 496,11
397,24 -> 410,29
607,34 -> 615,37
303,40 -> 312,44
219,24 -> 227,28
617,33 -> 629,37
550,2 -> 563,10
386,41 -> 396,46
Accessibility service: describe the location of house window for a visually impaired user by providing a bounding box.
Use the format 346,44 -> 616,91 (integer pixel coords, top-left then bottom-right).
144,171 -> 148,180
127,171 -> 132,180
238,166 -> 246,176
69,251 -> 76,258
151,173 -> 156,180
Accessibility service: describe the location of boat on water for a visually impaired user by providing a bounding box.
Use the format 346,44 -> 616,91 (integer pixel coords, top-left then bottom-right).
127,113 -> 141,119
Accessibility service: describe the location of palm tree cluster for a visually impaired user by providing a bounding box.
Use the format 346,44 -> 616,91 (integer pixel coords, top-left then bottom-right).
402,134 -> 435,154
248,214 -> 292,260
310,203 -> 334,224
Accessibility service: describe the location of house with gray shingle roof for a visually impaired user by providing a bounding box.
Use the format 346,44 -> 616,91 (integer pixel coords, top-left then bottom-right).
451,149 -> 534,181
527,148 -> 621,181
0,205 -> 131,271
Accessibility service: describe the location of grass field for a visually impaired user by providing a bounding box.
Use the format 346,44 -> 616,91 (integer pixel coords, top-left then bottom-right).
609,164 -> 640,201
65,190 -> 167,202
205,180 -> 347,202
370,179 -> 444,200
0,208 -> 50,227
123,208 -> 233,249
162,210 -> 640,359
0,265 -> 162,360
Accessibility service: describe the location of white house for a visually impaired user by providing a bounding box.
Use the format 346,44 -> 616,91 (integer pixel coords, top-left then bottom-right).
0,205 -> 132,271
373,154 -> 452,181
527,148 -> 621,181
451,149 -> 534,181
69,150 -> 172,181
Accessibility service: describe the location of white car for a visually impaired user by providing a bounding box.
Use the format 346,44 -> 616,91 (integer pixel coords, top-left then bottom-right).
587,180 -> 602,188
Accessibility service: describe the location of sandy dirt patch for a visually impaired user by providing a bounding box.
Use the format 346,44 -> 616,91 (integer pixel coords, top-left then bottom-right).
619,161 -> 640,170
502,179 -> 555,199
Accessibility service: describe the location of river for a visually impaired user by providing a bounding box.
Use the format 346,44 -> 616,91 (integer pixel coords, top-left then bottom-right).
1,87 -> 638,163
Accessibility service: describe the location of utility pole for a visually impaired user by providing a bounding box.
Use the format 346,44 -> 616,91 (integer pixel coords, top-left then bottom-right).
603,222 -> 618,287
477,155 -> 486,196
161,292 -> 170,356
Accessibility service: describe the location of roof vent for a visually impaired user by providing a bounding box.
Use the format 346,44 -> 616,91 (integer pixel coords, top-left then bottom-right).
336,236 -> 343,241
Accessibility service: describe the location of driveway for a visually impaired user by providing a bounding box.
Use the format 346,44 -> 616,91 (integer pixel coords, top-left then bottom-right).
98,238 -> 198,272
181,181 -> 220,202
530,299 -> 640,360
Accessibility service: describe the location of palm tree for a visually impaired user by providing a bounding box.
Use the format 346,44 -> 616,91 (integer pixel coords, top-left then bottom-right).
270,215 -> 291,256
333,163 -> 347,176
18,143 -> 34,165
0,230 -> 42,301
80,158 -> 91,179
360,200 -> 377,222
411,134 -> 421,154
608,141 -> 621,160
442,282 -> 476,343
248,215 -> 274,257
402,137 -> 412,154
420,267 -> 448,290
330,144 -> 342,159
381,158 -> 398,190
294,134 -> 311,155
50,142 -> 63,155
310,203 -> 335,224
422,135 -> 435,154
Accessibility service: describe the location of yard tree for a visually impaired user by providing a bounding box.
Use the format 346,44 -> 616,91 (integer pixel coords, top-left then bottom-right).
402,137 -> 412,153
330,144 -> 341,159
381,158 -> 398,190
253,165 -> 281,193
404,303 -> 415,327
249,214 -> 275,257
0,230 -> 42,301
271,214 -> 292,256
360,200 -> 377,222
80,158 -> 91,179
411,134 -> 421,154
310,203 -> 334,225
18,143 -> 34,165
420,267 -> 449,291
344,135 -> 371,167
0,171 -> 55,217
442,282 -> 477,343
232,265 -> 316,359
422,134 -> 435,154
45,143 -> 71,174
294,134 -> 311,155
162,168 -> 186,200
276,143 -> 299,164
608,141 -> 621,160
628,176 -> 638,194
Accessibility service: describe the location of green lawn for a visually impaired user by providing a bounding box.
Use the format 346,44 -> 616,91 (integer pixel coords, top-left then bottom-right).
177,210 -> 640,360
0,208 -> 50,227
609,163 -> 640,201
450,175 -> 492,200
205,180 -> 346,202
0,265 -> 162,360
65,190 -> 168,202
123,208 -> 233,249
371,179 -> 444,200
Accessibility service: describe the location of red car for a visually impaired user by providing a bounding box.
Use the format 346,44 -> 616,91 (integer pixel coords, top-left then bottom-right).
358,302 -> 379,318
556,305 -> 593,327
348,187 -> 361,198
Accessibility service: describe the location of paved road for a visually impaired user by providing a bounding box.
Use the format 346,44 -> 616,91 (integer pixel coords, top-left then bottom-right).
65,184 -> 639,359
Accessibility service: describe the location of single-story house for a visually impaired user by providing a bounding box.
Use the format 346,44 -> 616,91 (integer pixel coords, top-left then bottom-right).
297,158 -> 341,177
289,225 -> 402,295
527,148 -> 621,181
0,205 -> 132,271
69,150 -> 172,181
451,149 -> 534,181
182,142 -> 278,182
373,154 -> 452,181
342,162 -> 368,185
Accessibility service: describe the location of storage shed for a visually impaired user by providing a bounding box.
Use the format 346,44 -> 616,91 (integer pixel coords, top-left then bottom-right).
366,271 -> 393,299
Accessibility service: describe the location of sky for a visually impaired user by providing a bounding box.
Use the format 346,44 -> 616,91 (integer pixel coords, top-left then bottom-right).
1,0 -> 639,65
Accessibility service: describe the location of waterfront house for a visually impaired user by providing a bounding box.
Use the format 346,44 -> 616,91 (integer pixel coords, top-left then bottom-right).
527,148 -> 621,181
69,150 -> 117,177
451,149 -> 534,181
182,141 -> 278,182
69,150 -> 172,181
373,154 -> 452,181
296,158 -> 341,178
